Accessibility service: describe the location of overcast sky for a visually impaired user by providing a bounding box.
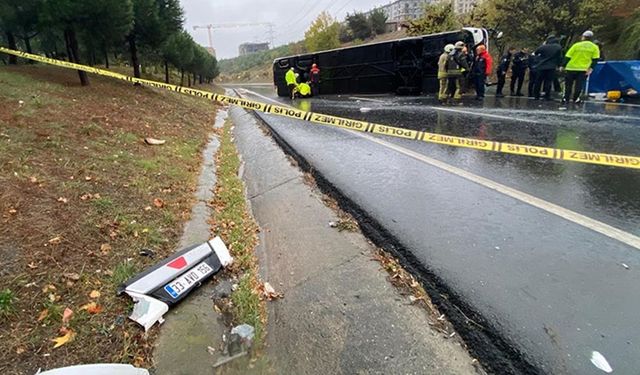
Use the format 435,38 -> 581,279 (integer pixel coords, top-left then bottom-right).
181,0 -> 389,59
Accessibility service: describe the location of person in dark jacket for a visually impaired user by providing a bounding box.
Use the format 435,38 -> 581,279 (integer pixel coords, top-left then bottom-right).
472,44 -> 492,100
446,41 -> 470,99
533,36 -> 563,100
510,47 -> 529,96
496,47 -> 515,97
309,63 -> 320,96
527,52 -> 538,98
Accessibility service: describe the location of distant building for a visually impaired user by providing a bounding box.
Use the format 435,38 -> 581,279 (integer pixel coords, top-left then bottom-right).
370,0 -> 437,23
238,42 -> 270,56
453,0 -> 479,14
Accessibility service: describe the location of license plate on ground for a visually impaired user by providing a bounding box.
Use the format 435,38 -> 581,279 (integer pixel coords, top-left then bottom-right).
164,262 -> 213,298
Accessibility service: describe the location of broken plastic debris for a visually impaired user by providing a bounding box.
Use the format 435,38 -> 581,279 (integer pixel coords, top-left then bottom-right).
144,138 -> 166,145
231,324 -> 255,343
36,364 -> 149,375
118,237 -> 232,331
621,263 -> 630,270
590,351 -> 613,373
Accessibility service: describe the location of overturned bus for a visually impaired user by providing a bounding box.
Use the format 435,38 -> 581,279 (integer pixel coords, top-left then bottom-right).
273,27 -> 489,97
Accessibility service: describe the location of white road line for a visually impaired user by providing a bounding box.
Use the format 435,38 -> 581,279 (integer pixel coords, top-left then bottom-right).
238,89 -> 640,250
428,106 -> 541,124
349,96 -> 386,103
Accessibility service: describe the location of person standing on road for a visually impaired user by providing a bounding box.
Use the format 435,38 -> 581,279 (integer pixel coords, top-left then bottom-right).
527,51 -> 538,98
285,67 -> 298,99
438,44 -> 454,101
472,44 -> 492,100
511,47 -> 529,96
310,63 -> 320,96
446,41 -> 470,100
496,47 -> 515,97
562,30 -> 600,103
533,36 -> 563,100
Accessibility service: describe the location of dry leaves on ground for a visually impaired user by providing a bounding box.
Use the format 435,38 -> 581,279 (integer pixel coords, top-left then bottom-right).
52,330 -> 75,349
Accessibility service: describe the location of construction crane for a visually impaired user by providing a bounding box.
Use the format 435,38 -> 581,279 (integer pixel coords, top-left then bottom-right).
192,23 -> 275,55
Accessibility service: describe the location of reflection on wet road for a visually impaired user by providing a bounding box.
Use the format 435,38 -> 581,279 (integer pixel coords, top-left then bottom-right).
235,86 -> 640,374
250,87 -> 640,236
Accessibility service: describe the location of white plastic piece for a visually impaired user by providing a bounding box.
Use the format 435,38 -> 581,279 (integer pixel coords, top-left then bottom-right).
210,236 -> 233,267
126,291 -> 169,332
590,351 -> 613,373
37,364 -> 149,375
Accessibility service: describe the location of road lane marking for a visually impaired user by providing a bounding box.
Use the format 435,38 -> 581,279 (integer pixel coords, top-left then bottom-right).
355,132 -> 640,251
428,106 -> 541,124
240,88 -> 640,250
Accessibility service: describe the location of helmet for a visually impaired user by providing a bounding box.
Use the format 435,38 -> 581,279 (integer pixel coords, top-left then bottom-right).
454,41 -> 465,49
444,44 -> 454,53
583,30 -> 594,38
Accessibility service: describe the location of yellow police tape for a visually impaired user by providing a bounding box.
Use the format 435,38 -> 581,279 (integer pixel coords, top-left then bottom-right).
2,46 -> 639,170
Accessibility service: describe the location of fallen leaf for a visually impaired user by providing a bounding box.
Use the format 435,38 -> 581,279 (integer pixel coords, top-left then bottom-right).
80,302 -> 102,314
89,290 -> 101,299
57,197 -> 68,203
48,293 -> 57,302
62,272 -> 80,281
27,262 -> 38,269
85,176 -> 92,181
93,193 -> 101,199
100,243 -> 111,254
16,347 -> 26,354
52,330 -> 75,348
48,236 -> 62,245
153,198 -> 165,208
42,284 -> 56,293
62,308 -> 73,325
29,176 -> 38,183
80,193 -> 93,200
144,206 -> 152,211
261,282 -> 284,301
8,208 -> 17,214
37,309 -> 49,322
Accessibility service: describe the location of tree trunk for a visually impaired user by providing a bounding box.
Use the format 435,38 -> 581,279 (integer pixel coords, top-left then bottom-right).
192,73 -> 196,85
104,47 -> 109,68
23,37 -> 35,64
64,29 -> 89,86
6,32 -> 18,64
188,74 -> 191,87
180,68 -> 184,86
164,60 -> 169,83
128,34 -> 141,79
199,75 -> 203,84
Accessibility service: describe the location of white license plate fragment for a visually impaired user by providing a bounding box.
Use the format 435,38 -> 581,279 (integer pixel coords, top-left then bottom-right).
164,262 -> 214,298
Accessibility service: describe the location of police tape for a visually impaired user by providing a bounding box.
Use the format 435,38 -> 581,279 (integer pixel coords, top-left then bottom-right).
1,46 -> 639,170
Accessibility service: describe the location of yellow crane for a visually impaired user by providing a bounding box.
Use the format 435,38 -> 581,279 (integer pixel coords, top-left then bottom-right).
192,23 -> 275,56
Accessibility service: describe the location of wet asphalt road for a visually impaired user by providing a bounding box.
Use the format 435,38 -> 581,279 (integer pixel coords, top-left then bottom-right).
234,85 -> 640,374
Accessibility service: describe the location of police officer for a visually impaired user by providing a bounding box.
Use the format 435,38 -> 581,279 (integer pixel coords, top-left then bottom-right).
562,30 -> 601,103
496,47 -> 515,97
510,47 -> 529,96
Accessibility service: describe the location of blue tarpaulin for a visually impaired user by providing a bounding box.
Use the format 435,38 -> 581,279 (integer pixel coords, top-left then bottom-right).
588,60 -> 640,93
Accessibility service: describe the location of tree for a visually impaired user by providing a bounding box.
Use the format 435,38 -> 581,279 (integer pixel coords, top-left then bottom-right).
346,12 -> 372,40
127,0 -> 183,78
369,8 -> 388,36
407,1 -> 461,36
81,0 -> 133,68
162,30 -> 194,84
0,0 -> 42,63
304,12 -> 340,52
39,0 -> 95,85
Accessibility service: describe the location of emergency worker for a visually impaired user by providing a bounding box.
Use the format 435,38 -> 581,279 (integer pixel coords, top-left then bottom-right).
472,44 -> 492,100
297,82 -> 312,98
285,67 -> 297,99
562,30 -> 600,103
310,64 -> 320,96
438,44 -> 455,101
446,41 -> 470,99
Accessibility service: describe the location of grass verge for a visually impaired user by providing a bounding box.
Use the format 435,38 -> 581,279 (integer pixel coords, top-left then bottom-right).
210,117 -> 265,346
0,64 -> 217,374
